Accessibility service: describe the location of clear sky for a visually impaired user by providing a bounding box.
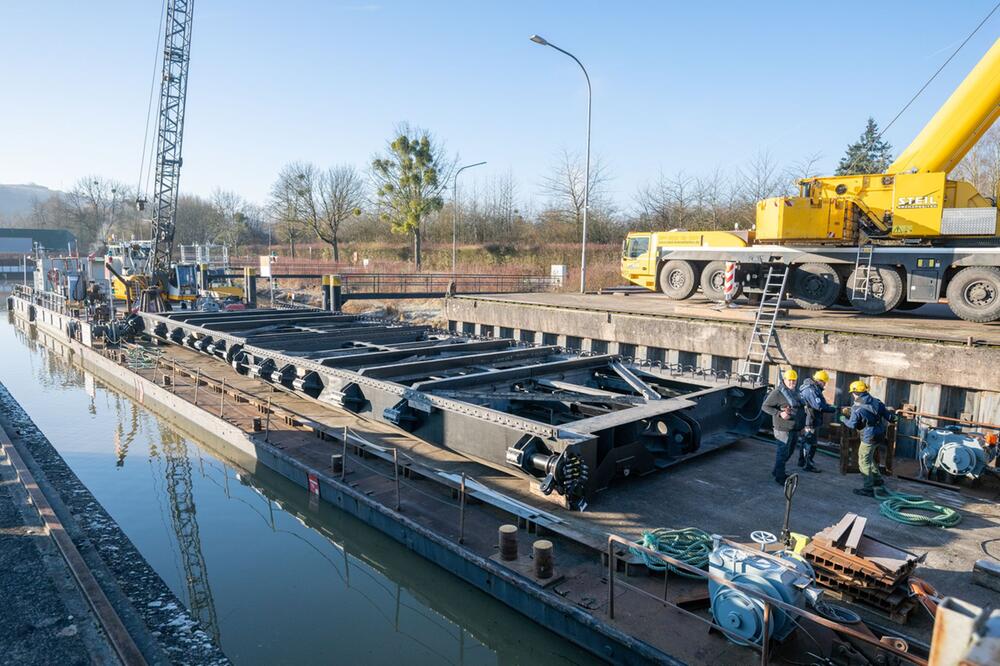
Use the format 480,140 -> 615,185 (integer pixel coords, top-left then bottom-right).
1,1 -> 997,211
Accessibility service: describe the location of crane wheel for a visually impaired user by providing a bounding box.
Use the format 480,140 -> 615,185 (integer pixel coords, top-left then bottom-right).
847,266 -> 903,315
699,261 -> 741,302
789,263 -> 841,310
946,266 -> 1000,323
658,260 -> 697,300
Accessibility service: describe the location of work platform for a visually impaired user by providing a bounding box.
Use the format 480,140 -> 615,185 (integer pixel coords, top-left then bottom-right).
445,292 -> 1000,427
9,295 -> 1000,665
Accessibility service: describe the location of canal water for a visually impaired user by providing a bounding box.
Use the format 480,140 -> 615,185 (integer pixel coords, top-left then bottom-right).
0,316 -> 599,665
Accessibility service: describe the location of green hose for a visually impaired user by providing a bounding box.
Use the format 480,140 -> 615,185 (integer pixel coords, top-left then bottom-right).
875,487 -> 962,528
629,527 -> 713,578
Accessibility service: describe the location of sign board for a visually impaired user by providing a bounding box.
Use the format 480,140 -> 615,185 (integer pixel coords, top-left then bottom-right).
258,255 -> 273,278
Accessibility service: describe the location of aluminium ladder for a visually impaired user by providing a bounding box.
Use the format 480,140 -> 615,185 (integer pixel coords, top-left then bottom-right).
739,263 -> 790,383
851,241 -> 875,301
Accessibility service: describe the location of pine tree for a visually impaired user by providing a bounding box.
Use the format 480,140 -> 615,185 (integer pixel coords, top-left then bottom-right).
835,117 -> 893,175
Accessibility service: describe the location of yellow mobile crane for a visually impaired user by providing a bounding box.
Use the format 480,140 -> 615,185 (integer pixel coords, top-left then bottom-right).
623,38 -> 1000,322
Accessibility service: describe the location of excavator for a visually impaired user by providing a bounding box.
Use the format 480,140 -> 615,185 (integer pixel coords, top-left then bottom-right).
622,38 -> 1000,322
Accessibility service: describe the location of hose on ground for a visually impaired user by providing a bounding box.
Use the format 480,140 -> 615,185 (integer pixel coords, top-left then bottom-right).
875,487 -> 962,528
629,527 -> 713,578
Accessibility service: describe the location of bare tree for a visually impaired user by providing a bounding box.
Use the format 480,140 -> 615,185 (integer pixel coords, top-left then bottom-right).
209,189 -> 251,250
309,166 -> 365,261
953,125 -> 1000,201
267,162 -> 313,258
539,149 -> 612,230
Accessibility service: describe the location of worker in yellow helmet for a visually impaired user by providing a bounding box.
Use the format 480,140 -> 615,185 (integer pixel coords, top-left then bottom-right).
797,370 -> 836,472
841,380 -> 898,496
761,368 -> 806,484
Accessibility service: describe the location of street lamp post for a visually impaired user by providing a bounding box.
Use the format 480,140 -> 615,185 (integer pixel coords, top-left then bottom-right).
452,161 -> 487,273
530,34 -> 592,293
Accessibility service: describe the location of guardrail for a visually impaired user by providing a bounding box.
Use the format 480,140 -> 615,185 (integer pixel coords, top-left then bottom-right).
605,533 -> 924,666
338,272 -> 560,297
11,284 -> 67,315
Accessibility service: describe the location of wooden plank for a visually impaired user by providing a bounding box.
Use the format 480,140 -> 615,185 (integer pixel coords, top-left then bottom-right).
844,515 -> 867,554
828,513 -> 856,547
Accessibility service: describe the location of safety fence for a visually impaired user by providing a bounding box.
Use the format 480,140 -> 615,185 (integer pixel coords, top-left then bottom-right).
12,283 -> 67,315
606,533 -> 925,666
338,272 -> 560,297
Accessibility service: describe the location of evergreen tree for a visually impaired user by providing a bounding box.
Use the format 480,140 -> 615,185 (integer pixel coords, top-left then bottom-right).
835,117 -> 893,175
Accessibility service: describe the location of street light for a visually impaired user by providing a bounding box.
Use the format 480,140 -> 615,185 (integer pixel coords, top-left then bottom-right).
452,161 -> 487,273
530,34 -> 592,293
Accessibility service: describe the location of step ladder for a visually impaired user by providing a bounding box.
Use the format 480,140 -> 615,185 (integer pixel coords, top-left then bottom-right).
739,263 -> 790,383
851,242 -> 875,301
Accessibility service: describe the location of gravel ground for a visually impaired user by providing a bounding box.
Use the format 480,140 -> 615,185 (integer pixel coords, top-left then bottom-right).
0,381 -> 229,665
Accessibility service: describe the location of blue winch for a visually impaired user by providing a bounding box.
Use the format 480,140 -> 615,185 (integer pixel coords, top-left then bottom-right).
921,426 -> 997,480
708,536 -> 816,646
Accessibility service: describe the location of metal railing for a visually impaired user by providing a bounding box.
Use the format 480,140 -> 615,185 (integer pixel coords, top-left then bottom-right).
606,533 -> 925,666
11,284 -> 68,315
339,273 -> 560,296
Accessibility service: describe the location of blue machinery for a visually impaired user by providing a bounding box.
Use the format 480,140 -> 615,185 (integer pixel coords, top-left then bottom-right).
709,539 -> 818,647
921,426 -> 998,480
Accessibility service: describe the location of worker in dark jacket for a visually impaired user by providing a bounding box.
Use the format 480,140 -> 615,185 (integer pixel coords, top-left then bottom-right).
841,380 -> 897,496
798,370 -> 836,472
761,369 -> 806,484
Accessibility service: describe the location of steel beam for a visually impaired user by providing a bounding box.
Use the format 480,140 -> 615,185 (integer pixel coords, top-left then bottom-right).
359,346 -> 561,380
412,355 -> 616,392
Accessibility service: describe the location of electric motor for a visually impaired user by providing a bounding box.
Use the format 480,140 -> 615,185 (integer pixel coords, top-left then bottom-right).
708,543 -> 814,646
921,427 -> 996,480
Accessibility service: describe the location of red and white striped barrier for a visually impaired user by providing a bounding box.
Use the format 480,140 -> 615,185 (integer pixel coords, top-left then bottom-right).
723,261 -> 737,305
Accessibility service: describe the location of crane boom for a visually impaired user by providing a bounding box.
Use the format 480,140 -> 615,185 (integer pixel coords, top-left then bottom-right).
889,38 -> 1000,175
149,0 -> 195,276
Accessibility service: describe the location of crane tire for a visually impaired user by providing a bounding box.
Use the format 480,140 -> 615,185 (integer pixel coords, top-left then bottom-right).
946,266 -> 1000,323
790,263 -> 841,310
847,266 -> 903,315
699,261 -> 741,301
658,260 -> 698,300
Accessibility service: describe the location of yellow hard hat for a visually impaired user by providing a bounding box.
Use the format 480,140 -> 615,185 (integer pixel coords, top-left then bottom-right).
813,370 -> 830,383
783,369 -> 798,381
849,380 -> 869,393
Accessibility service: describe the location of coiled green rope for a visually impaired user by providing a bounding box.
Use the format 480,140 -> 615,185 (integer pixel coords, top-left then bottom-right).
875,487 -> 962,528
629,527 -> 713,578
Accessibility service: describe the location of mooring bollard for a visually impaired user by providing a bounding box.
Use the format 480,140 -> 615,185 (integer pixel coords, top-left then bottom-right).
533,540 -> 554,579
330,453 -> 343,474
162,373 -> 171,387
252,417 -> 262,432
499,524 -> 518,561
458,473 -> 467,544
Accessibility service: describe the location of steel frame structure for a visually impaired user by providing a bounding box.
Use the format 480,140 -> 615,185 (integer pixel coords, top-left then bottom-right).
132,309 -> 765,509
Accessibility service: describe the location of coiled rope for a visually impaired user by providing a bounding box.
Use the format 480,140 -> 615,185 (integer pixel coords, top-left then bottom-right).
875,487 -> 962,528
629,527 -> 713,577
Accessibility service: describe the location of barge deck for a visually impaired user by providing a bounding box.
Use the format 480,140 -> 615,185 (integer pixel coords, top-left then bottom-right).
8,293 -> 999,665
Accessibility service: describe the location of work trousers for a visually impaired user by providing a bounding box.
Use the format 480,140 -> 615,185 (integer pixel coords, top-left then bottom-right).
798,429 -> 817,467
772,429 -> 799,481
858,438 -> 884,489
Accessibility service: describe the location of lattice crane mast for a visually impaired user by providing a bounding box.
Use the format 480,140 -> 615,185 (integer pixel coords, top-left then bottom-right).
137,0 -> 195,310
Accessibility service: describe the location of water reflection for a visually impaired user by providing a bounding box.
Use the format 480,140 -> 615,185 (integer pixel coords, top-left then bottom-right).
1,316 -> 598,665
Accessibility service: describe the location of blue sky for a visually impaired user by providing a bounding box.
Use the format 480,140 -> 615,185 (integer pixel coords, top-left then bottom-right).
1,1 -> 997,211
